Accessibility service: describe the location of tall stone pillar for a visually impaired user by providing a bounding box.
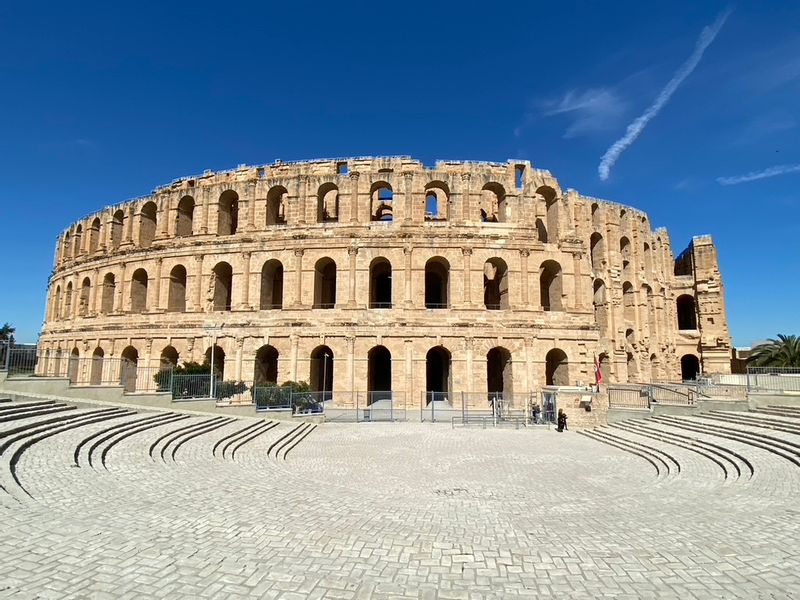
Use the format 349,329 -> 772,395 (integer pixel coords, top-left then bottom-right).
201,190 -> 210,235
158,197 -> 169,240
235,337 -> 244,382
246,182 -> 257,232
349,171 -> 360,223
193,255 -> 204,312
402,171 -> 414,224
296,174 -> 308,225
461,247 -> 472,307
293,249 -> 304,307
347,246 -> 358,308
404,339 -> 414,408
346,335 -> 356,404
92,268 -> 100,315
290,334 -> 299,381
122,206 -> 134,246
519,249 -> 530,307
240,251 -> 252,310
572,252 -> 585,310
403,245 -> 413,308
460,173 -> 472,224
153,258 -> 163,312
117,262 -> 127,313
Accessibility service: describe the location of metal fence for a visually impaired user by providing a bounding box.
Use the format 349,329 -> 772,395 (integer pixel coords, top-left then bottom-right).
746,367 -> 800,394
4,345 -> 38,376
608,384 -> 650,409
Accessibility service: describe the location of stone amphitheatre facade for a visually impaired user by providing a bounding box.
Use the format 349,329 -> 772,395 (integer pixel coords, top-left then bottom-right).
39,156 -> 731,407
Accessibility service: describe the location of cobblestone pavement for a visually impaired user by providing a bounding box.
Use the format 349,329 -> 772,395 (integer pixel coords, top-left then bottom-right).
1,405 -> 799,599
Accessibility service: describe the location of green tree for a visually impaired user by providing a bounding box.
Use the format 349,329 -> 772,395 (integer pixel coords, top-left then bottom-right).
0,323 -> 15,343
748,334 -> 800,368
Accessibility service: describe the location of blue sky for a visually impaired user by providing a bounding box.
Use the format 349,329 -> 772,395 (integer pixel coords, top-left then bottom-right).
0,1 -> 798,345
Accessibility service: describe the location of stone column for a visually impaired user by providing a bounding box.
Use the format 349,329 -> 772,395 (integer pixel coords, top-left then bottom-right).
235,337 -> 244,381
91,268 -> 100,315
240,251 -> 252,310
158,197 -> 169,239
153,257 -> 163,312
293,249 -> 304,307
347,246 -> 358,308
290,334 -> 299,381
465,336 -> 474,395
461,247 -> 472,307
572,252 -> 585,310
402,171 -> 414,224
349,171 -> 360,223
519,249 -> 530,307
403,245 -> 413,308
246,182 -> 257,232
193,255 -> 204,312
296,174 -> 308,225
346,335 -> 356,403
404,339 -> 414,408
460,173 -> 471,224
117,262 -> 127,313
122,206 -> 134,246
201,190 -> 210,235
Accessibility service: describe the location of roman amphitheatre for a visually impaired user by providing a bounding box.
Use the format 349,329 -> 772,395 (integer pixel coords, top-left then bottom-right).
1,156 -> 798,598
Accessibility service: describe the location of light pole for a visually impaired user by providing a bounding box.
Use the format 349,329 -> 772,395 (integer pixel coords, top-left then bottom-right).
322,352 -> 330,405
204,323 -> 223,400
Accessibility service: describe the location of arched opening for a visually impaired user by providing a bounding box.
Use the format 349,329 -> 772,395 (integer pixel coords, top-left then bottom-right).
626,351 -> 638,382
622,282 -> 635,323
79,277 -> 91,317
204,345 -> 225,380
254,345 -> 279,387
139,202 -> 157,248
90,347 -> 104,385
212,262 -> 233,311
593,279 -> 608,332
649,354 -> 659,383
545,348 -> 569,386
424,182 -> 449,221
369,258 -> 392,309
643,242 -> 652,274
54,285 -> 62,319
676,295 -> 697,330
168,265 -> 187,312
535,218 -> 548,243
367,345 -> 392,404
590,232 -> 605,271
483,257 -> 509,310
218,190 -> 239,235
68,347 -> 80,384
599,352 -> 611,384
425,346 -> 451,404
130,269 -> 148,313
310,345 -> 333,399
626,328 -> 636,345
260,260 -> 284,310
62,232 -> 71,261
89,217 -> 101,252
480,182 -> 506,222
643,285 -> 655,337
537,186 -> 559,241
73,225 -> 83,256
101,273 -> 115,314
539,260 -> 563,311
111,210 -> 124,249
371,182 -> 393,221
591,202 -> 602,229
620,236 -> 631,259
487,347 -> 513,400
120,346 -> 139,392
424,257 -> 450,309
64,281 -> 73,318
317,183 -> 339,223
266,186 -> 288,225
313,258 -> 337,309
176,196 -> 195,237
680,354 -> 700,380
160,346 -> 179,369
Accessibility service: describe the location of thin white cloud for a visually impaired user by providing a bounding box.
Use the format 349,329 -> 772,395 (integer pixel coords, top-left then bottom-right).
543,88 -> 628,139
716,163 -> 800,185
598,7 -> 733,181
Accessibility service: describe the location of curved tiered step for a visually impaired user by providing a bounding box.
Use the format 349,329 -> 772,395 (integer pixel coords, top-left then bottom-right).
754,406 -> 800,420
229,421 -> 279,460
149,416 -> 232,462
578,430 -> 664,478
85,413 -> 189,469
704,411 -> 800,436
170,418 -> 236,462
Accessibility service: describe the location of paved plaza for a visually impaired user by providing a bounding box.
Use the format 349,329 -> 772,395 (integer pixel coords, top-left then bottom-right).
1,399 -> 799,599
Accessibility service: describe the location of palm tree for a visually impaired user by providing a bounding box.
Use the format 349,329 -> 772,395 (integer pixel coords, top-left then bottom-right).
748,334 -> 800,368
0,322 -> 14,343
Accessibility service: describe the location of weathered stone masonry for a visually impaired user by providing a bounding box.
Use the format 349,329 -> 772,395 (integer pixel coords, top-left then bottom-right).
39,156 -> 731,406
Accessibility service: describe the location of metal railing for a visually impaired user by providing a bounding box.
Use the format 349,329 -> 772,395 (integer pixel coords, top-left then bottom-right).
608,384 -> 650,409
649,383 -> 697,405
4,345 -> 38,376
746,367 -> 800,394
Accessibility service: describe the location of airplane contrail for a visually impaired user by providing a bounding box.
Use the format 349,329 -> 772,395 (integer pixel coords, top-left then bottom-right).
717,163 -> 800,185
598,8 -> 732,181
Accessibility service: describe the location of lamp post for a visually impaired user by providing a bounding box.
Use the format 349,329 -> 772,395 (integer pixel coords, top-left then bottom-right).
322,352 -> 330,406
204,323 -> 223,400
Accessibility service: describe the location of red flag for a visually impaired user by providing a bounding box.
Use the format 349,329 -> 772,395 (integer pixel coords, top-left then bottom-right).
594,355 -> 603,385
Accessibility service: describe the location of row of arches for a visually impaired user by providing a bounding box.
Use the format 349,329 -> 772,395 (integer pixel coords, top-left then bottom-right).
50,256 -> 568,318
58,183 -> 566,262
589,232 -> 655,276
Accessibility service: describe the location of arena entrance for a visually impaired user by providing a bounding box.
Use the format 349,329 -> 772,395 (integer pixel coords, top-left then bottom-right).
425,346 -> 451,404
367,346 -> 392,404
310,346 -> 333,402
487,347 -> 513,416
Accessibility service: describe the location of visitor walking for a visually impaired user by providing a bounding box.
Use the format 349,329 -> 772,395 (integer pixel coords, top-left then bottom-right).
557,409 -> 568,432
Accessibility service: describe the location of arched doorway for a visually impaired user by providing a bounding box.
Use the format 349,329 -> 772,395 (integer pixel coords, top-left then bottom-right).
424,257 -> 449,309
204,345 -> 225,380
487,347 -> 512,401
545,348 -> 569,386
120,346 -> 139,392
310,346 -> 334,401
367,345 -> 392,404
260,260 -> 284,309
313,258 -> 337,309
681,354 -> 700,380
369,258 -> 392,309
90,347 -> 104,385
254,345 -> 279,387
483,258 -> 509,310
425,346 -> 451,404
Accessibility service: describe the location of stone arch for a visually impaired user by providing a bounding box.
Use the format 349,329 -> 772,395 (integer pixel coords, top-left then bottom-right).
111,210 -> 124,249
590,232 -> 605,271
160,345 -> 179,368
130,269 -> 148,313
643,241 -> 653,274
101,273 -> 115,314
537,185 -> 559,241
487,347 -> 513,399
425,346 -> 452,403
369,257 -> 392,309
254,345 -> 279,387
539,260 -> 563,311
593,278 -> 608,332
89,217 -> 101,252
218,190 -> 239,235
139,201 -> 157,248
622,282 -> 635,323
680,354 -> 700,380
626,328 -> 636,345
90,346 -> 104,385
545,348 -> 569,386
212,262 -> 233,311
480,182 -> 506,222
62,231 -> 71,261
64,281 -> 73,318
424,256 -> 450,309
266,185 -> 288,225
370,182 -> 393,221
676,294 -> 697,330
176,196 -> 195,237
649,353 -> 659,383
120,346 -> 139,392
53,285 -> 62,320
79,277 -> 91,317
483,257 -> 509,310
310,345 -> 333,396
591,202 -> 602,228
535,218 -> 547,243
168,265 -> 187,312
367,345 -> 392,403
260,260 -> 284,310
599,352 -> 611,384
68,347 -> 80,384
204,345 -> 226,379
626,351 -> 638,382
317,183 -> 339,223
73,224 -> 83,256
424,181 -> 449,221
313,257 -> 337,309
